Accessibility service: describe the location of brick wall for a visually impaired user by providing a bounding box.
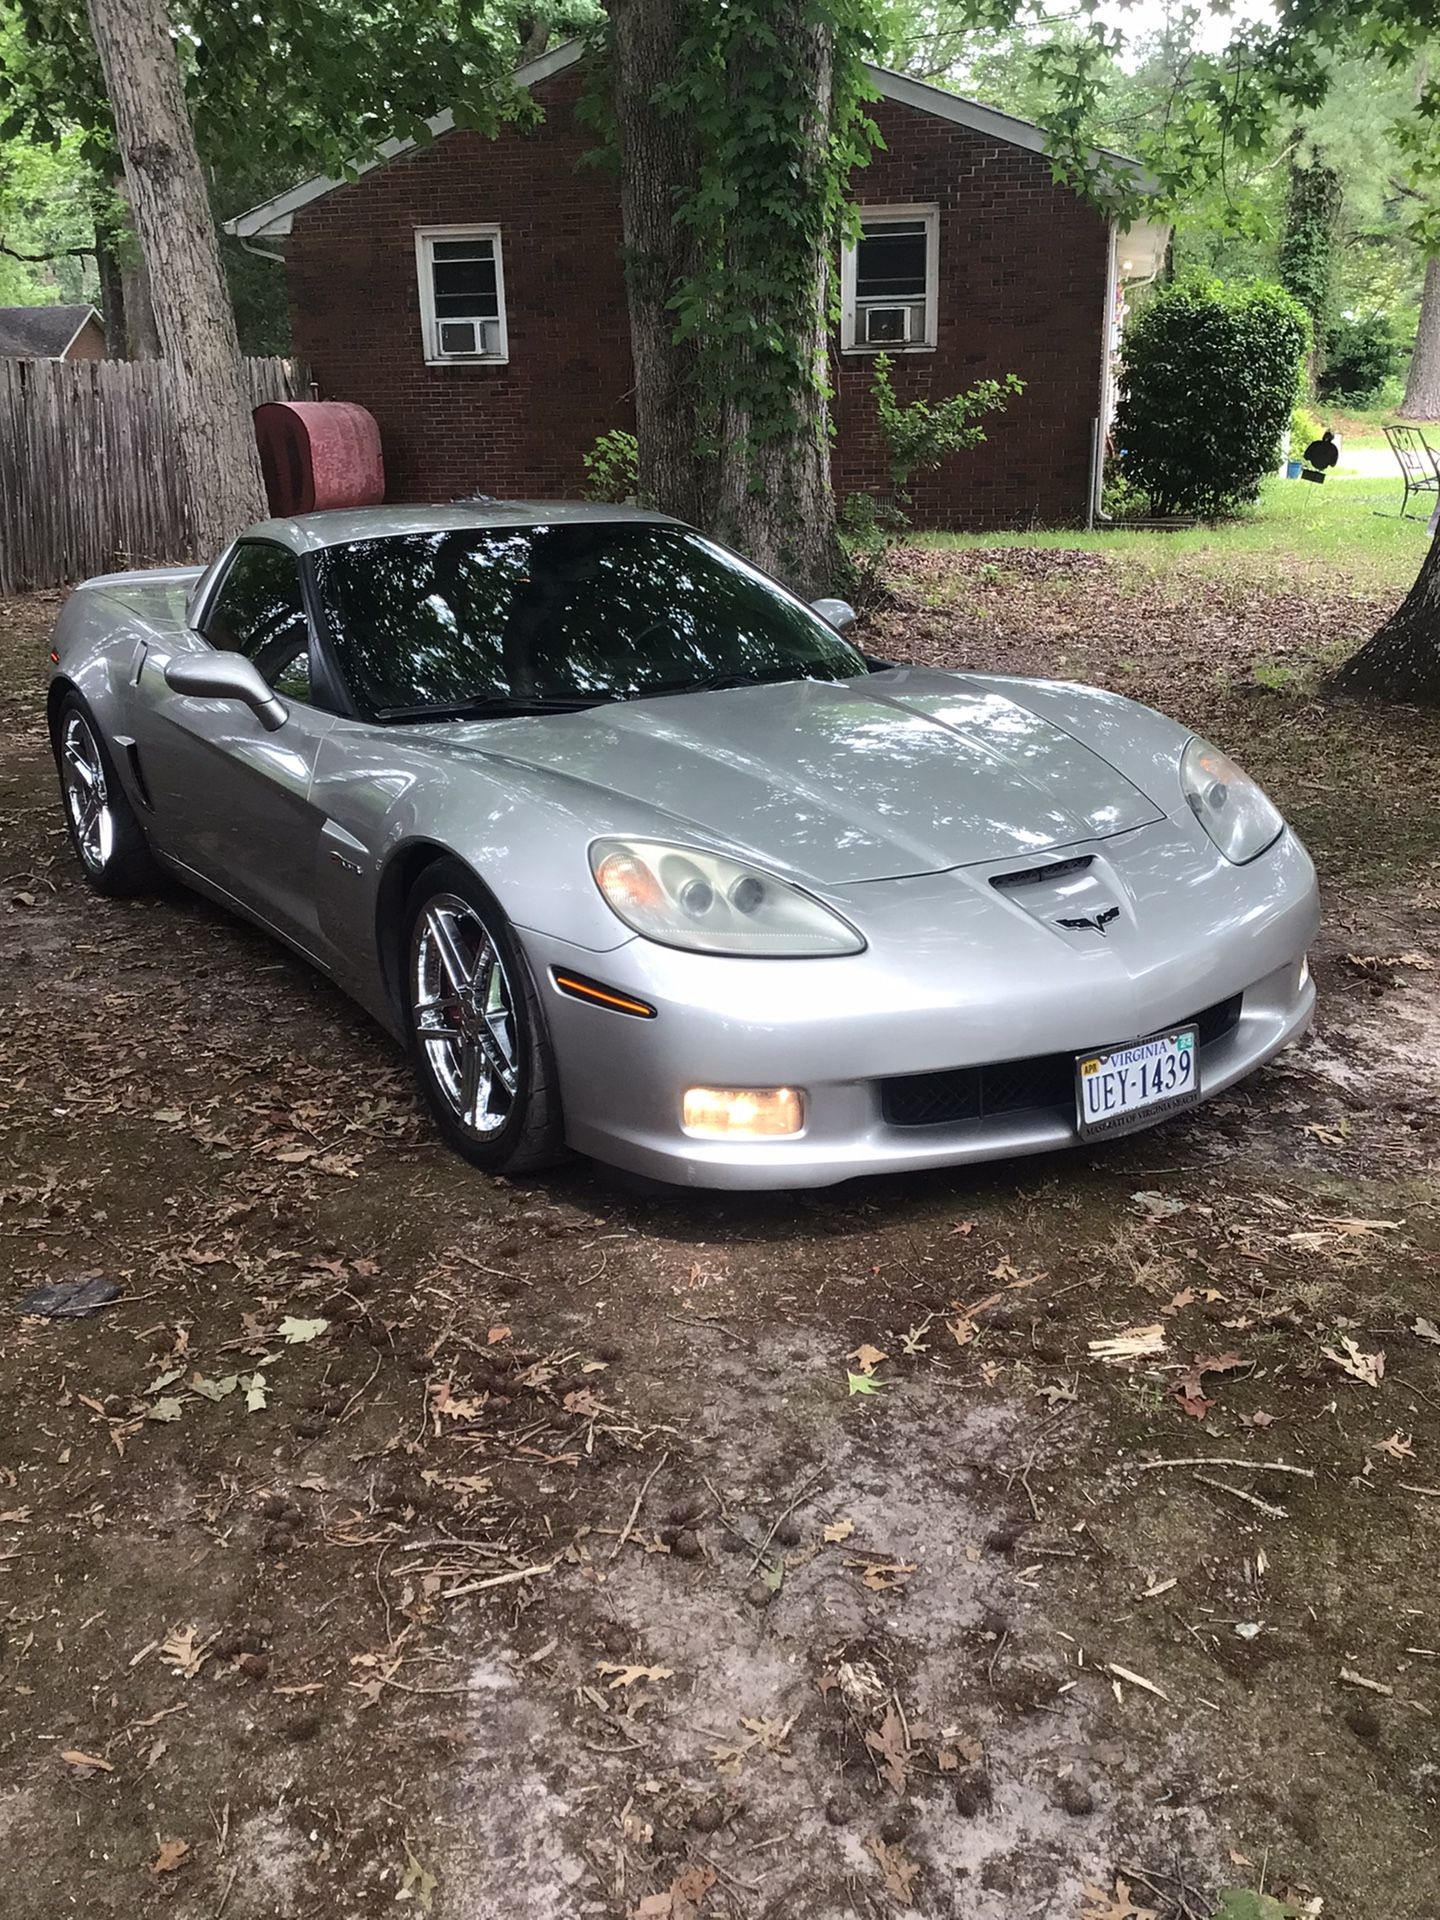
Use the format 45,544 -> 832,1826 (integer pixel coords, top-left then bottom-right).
287,69 -> 1110,529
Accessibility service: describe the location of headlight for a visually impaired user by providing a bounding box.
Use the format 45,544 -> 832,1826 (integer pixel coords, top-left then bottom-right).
589,838 -> 864,956
1180,737 -> 1284,864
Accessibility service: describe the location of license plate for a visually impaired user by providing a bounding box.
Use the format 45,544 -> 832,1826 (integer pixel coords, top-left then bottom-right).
1076,1026 -> 1200,1139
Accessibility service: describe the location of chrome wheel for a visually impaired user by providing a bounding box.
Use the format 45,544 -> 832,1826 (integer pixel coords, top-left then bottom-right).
411,893 -> 520,1136
60,712 -> 114,875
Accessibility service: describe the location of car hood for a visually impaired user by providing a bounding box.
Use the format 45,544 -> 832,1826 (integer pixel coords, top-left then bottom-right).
450,667 -> 1166,886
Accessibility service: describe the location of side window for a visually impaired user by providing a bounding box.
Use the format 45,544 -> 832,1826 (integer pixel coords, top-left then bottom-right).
203,543 -> 312,704
841,205 -> 939,353
415,225 -> 508,365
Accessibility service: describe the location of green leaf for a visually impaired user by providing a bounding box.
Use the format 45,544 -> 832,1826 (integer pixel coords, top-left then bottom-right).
846,1370 -> 886,1395
759,1559 -> 784,1592
1212,1892 -> 1300,1920
277,1316 -> 329,1344
147,1397 -> 185,1423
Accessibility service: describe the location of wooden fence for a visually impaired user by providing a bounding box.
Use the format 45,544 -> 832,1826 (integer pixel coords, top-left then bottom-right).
0,355 -> 304,595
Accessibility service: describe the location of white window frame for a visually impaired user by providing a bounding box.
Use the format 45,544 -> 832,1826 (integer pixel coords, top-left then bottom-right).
840,204 -> 939,354
415,224 -> 509,367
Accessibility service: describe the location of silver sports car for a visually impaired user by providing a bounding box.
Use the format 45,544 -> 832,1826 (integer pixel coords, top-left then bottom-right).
49,502 -> 1318,1189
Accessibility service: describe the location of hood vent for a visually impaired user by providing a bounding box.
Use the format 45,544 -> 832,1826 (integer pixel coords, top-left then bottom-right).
990,855 -> 1094,893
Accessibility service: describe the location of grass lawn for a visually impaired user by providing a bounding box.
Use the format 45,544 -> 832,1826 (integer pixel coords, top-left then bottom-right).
921,471 -> 1427,600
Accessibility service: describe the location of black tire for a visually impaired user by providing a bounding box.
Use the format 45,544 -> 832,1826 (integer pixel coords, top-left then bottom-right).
53,693 -> 162,898
400,858 -> 566,1174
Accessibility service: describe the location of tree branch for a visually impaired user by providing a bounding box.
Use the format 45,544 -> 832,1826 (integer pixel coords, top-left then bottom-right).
0,238 -> 97,262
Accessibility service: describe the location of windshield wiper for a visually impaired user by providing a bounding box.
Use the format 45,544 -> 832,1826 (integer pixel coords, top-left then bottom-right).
375,695 -> 601,723
632,665 -> 818,701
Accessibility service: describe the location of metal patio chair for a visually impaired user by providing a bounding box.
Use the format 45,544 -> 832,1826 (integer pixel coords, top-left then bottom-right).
1383,423 -> 1440,519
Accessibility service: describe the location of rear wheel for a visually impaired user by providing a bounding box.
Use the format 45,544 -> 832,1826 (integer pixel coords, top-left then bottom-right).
53,695 -> 161,897
402,859 -> 566,1174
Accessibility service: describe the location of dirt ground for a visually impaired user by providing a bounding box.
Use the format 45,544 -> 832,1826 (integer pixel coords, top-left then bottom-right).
1,550 -> 1437,1920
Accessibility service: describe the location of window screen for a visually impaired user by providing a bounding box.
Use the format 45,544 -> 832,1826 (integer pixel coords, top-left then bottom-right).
855,221 -> 929,302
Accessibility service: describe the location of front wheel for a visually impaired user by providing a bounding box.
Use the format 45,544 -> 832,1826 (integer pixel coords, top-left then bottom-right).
402,860 -> 566,1174
53,695 -> 162,897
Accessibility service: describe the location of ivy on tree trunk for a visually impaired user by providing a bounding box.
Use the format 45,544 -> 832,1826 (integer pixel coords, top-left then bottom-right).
85,0 -> 264,549
604,0 -> 881,600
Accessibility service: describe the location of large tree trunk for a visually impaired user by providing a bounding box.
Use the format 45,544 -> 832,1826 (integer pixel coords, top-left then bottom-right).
604,0 -> 710,529
1329,529 -> 1440,704
1277,151 -> 1340,386
604,0 -> 843,598
85,0 -> 264,548
1399,255 -> 1440,421
709,13 -> 841,600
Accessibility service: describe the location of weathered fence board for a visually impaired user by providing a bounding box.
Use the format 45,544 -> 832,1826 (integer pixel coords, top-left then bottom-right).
0,356 -> 302,595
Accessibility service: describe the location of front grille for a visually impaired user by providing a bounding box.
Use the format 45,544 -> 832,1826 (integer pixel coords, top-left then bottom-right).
881,992 -> 1244,1130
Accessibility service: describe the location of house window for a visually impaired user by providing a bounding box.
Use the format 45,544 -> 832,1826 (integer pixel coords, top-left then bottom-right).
841,206 -> 938,353
415,225 -> 508,365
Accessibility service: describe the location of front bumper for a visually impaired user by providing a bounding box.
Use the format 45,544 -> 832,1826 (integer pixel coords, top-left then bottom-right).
520,821 -> 1319,1190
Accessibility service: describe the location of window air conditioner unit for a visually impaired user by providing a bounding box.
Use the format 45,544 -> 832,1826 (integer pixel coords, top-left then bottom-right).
863,303 -> 923,346
437,318 -> 500,358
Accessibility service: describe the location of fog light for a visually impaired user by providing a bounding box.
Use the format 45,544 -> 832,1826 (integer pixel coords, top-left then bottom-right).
682,1086 -> 804,1139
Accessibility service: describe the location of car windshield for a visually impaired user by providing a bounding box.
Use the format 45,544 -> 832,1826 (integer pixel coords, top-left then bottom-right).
312,522 -> 866,720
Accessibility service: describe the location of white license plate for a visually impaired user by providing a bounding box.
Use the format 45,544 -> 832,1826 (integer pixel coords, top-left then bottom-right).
1076,1026 -> 1200,1138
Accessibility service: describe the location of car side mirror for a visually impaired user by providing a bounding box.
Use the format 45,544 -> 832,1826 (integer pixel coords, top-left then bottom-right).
165,651 -> 287,732
811,596 -> 858,634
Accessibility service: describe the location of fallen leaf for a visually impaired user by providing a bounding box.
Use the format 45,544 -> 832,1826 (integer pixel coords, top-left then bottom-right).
1162,1288 -> 1196,1315
487,1325 -> 512,1345
191,1373 -> 239,1402
0,1507 -> 32,1524
847,1343 -> 887,1376
596,1662 -> 674,1690
160,1626 -> 208,1679
150,1838 -> 189,1875
147,1397 -> 185,1424
949,1314 -> 977,1347
1240,1410 -> 1276,1428
1172,1350 -> 1246,1418
846,1370 -> 886,1395
60,1750 -> 113,1773
668,1864 -> 716,1920
1131,1190 -> 1187,1218
822,1517 -> 855,1544
1324,1335 -> 1384,1387
430,1380 -> 484,1420
1376,1431 -> 1415,1461
1037,1379 -> 1078,1406
397,1841 -> 437,1910
866,1833 -> 919,1899
1081,1876 -> 1159,1920
1089,1324 -> 1166,1362
277,1316 -> 329,1344
864,1703 -> 911,1792
847,1557 -> 916,1592
241,1371 -> 267,1412
1413,1318 -> 1440,1347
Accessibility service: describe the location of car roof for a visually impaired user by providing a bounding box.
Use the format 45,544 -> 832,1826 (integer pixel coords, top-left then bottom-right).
246,500 -> 679,555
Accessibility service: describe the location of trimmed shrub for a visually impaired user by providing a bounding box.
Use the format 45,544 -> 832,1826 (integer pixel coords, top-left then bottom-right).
1318,314 -> 1401,405
1115,279 -> 1310,518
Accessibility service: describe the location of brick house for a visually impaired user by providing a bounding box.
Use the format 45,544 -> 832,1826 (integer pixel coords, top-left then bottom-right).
0,305 -> 106,362
227,42 -> 1164,530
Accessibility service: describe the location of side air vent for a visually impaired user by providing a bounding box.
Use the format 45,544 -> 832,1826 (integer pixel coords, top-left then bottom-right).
990,855 -> 1094,893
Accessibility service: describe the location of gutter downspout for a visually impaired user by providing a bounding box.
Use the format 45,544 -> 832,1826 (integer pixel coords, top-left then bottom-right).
1089,219 -> 1120,531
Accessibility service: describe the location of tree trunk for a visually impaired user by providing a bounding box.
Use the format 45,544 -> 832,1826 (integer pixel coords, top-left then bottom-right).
1399,254 -> 1440,421
604,0 -> 710,529
94,224 -> 127,357
85,0 -> 264,549
709,12 -> 840,600
1328,527 -> 1440,704
1277,152 -> 1340,385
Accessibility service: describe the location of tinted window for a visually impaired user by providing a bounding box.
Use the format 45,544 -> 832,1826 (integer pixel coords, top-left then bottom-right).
205,543 -> 311,702
313,523 -> 866,720
856,221 -> 928,301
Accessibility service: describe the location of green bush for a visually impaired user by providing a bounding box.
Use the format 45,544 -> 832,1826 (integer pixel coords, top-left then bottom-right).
1318,313 -> 1402,404
1115,278 -> 1310,518
1291,403 -> 1321,451
870,352 -> 1023,495
582,429 -> 639,504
